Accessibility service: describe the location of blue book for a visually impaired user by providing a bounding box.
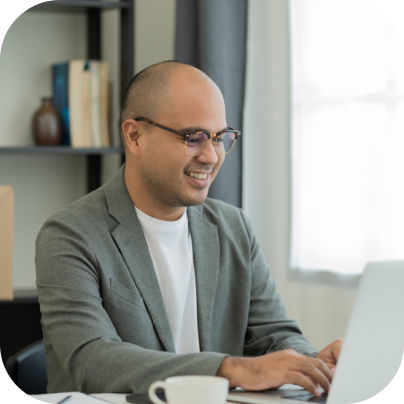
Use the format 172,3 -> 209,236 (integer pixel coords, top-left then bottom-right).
53,63 -> 71,146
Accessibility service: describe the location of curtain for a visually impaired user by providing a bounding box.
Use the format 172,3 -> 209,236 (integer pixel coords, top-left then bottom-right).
175,0 -> 248,207
290,0 -> 404,274
242,0 -> 358,351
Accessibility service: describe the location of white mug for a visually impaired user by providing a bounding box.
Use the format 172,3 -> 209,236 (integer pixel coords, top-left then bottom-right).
148,375 -> 229,404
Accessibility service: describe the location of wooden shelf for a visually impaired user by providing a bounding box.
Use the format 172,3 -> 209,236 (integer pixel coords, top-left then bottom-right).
29,1 -> 131,13
0,146 -> 123,155
0,289 -> 38,305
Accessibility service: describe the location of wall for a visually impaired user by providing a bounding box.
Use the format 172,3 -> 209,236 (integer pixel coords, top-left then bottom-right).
136,0 -> 176,72
0,1 -> 176,290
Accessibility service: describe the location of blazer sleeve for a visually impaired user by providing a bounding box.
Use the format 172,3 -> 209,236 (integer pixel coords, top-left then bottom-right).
238,209 -> 319,358
35,216 -> 227,400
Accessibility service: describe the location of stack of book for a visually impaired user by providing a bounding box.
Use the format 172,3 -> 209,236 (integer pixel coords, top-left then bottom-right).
53,60 -> 110,148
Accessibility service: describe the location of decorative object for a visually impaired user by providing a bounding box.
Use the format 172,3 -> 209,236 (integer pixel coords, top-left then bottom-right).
32,97 -> 62,146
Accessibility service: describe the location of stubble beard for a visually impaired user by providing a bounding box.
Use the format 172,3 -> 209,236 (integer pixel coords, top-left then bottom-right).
139,163 -> 211,208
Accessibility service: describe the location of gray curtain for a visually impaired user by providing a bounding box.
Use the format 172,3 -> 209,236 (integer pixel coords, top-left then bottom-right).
175,0 -> 248,207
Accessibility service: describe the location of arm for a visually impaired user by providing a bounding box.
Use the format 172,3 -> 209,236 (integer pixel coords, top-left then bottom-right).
239,208 -> 319,357
215,210 -> 335,397
36,216 -> 226,398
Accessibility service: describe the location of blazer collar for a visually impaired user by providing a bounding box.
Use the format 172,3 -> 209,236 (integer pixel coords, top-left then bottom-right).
104,166 -> 220,353
104,165 -> 135,224
188,205 -> 220,352
105,166 -> 175,353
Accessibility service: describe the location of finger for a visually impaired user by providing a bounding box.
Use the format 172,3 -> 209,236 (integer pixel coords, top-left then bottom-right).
298,362 -> 331,393
331,339 -> 343,360
314,358 -> 334,382
297,356 -> 334,383
325,362 -> 337,373
317,339 -> 343,364
282,350 -> 333,390
307,376 -> 319,387
287,371 -> 323,397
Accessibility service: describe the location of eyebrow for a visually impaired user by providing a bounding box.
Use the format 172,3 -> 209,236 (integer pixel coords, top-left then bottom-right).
178,126 -> 229,133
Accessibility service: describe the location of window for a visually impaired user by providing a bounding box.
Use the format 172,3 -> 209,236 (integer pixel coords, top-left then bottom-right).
290,0 -> 404,274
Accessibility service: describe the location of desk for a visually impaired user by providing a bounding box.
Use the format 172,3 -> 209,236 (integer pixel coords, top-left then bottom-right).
92,385 -> 307,404
92,393 -> 129,404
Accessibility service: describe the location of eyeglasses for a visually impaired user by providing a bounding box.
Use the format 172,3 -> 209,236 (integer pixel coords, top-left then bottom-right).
134,117 -> 241,157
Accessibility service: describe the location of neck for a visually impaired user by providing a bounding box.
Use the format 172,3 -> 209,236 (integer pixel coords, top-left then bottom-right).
124,164 -> 186,221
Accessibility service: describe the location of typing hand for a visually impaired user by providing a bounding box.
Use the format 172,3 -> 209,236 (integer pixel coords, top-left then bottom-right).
316,339 -> 343,373
217,349 -> 333,397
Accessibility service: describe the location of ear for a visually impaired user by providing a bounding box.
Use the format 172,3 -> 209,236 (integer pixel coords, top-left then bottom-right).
122,119 -> 143,157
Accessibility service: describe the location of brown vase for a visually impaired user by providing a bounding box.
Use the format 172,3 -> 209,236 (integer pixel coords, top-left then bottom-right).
32,97 -> 63,146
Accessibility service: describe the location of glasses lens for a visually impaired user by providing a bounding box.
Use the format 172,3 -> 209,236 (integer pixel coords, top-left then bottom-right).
185,131 -> 238,156
186,132 -> 209,156
215,131 -> 237,155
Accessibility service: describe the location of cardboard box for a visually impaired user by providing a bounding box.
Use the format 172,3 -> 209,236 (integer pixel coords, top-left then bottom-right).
0,186 -> 13,300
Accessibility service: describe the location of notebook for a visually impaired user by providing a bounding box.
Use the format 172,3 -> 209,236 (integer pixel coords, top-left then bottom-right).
227,260 -> 404,404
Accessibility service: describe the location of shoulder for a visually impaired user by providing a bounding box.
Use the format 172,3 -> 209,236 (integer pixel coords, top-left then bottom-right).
52,185 -> 108,224
37,186 -> 110,242
199,197 -> 241,218
193,197 -> 251,236
38,166 -> 129,237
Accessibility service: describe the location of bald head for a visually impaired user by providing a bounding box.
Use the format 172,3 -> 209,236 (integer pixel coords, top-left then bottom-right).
121,61 -> 227,218
120,61 -> 215,146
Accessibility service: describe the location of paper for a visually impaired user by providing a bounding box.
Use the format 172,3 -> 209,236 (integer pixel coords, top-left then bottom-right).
31,392 -> 112,404
0,186 -> 13,300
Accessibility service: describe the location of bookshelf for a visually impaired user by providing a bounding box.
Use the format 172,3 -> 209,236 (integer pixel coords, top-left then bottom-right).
3,0 -> 134,193
0,0 -> 134,365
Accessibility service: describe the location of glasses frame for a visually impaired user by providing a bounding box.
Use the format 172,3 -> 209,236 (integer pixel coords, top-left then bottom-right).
134,117 -> 241,156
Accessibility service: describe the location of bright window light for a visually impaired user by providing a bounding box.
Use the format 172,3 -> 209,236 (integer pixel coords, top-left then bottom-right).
290,0 -> 404,274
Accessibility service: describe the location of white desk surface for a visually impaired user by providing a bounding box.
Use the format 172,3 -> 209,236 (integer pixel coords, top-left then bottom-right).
91,393 -> 129,403
92,385 -> 308,404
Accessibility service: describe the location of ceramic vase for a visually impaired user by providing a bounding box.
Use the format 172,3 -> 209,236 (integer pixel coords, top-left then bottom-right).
32,97 -> 63,146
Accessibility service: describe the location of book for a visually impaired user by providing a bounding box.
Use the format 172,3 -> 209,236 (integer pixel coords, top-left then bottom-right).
100,61 -> 110,147
52,60 -> 110,148
69,60 -> 91,147
82,62 -> 92,147
52,63 -> 71,146
89,61 -> 103,147
0,186 -> 13,301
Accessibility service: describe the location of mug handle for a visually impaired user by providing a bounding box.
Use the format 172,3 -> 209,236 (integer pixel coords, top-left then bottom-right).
148,381 -> 167,404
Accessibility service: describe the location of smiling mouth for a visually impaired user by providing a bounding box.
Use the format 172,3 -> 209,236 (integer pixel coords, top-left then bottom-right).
185,171 -> 208,179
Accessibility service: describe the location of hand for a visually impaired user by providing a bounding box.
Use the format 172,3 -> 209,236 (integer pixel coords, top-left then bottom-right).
217,349 -> 333,397
316,339 -> 343,373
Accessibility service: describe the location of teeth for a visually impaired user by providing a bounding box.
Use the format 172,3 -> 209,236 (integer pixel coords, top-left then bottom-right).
187,172 -> 207,179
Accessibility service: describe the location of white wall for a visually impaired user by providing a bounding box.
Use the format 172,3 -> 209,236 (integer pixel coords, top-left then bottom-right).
0,1 -> 176,290
136,0 -> 176,73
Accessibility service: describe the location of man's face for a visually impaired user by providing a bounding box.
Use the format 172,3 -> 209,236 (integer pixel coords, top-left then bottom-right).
138,71 -> 227,208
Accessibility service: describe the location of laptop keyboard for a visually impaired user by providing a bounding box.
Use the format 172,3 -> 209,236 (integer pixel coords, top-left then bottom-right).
282,392 -> 328,403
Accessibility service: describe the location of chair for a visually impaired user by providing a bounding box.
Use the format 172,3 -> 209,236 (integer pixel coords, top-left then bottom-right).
5,340 -> 48,394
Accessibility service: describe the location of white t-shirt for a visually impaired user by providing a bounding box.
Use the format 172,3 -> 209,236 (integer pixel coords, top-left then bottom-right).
135,207 -> 200,354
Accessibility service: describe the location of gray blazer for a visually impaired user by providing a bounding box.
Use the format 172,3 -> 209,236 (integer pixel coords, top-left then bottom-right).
35,166 -> 318,400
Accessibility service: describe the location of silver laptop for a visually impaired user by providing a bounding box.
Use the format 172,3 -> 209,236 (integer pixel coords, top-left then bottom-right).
227,260 -> 404,404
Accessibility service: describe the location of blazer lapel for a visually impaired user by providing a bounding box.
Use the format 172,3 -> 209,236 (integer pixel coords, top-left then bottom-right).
105,167 -> 175,353
188,205 -> 220,352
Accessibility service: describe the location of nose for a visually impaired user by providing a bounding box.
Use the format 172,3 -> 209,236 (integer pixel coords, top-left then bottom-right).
196,137 -> 219,165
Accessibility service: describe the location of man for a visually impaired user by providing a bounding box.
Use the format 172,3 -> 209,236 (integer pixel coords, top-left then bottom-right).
36,61 -> 342,402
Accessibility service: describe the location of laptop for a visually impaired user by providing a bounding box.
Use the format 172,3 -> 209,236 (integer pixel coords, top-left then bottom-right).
227,260 -> 404,404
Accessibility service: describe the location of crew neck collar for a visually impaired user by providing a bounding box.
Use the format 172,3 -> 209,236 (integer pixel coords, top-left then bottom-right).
134,206 -> 188,232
